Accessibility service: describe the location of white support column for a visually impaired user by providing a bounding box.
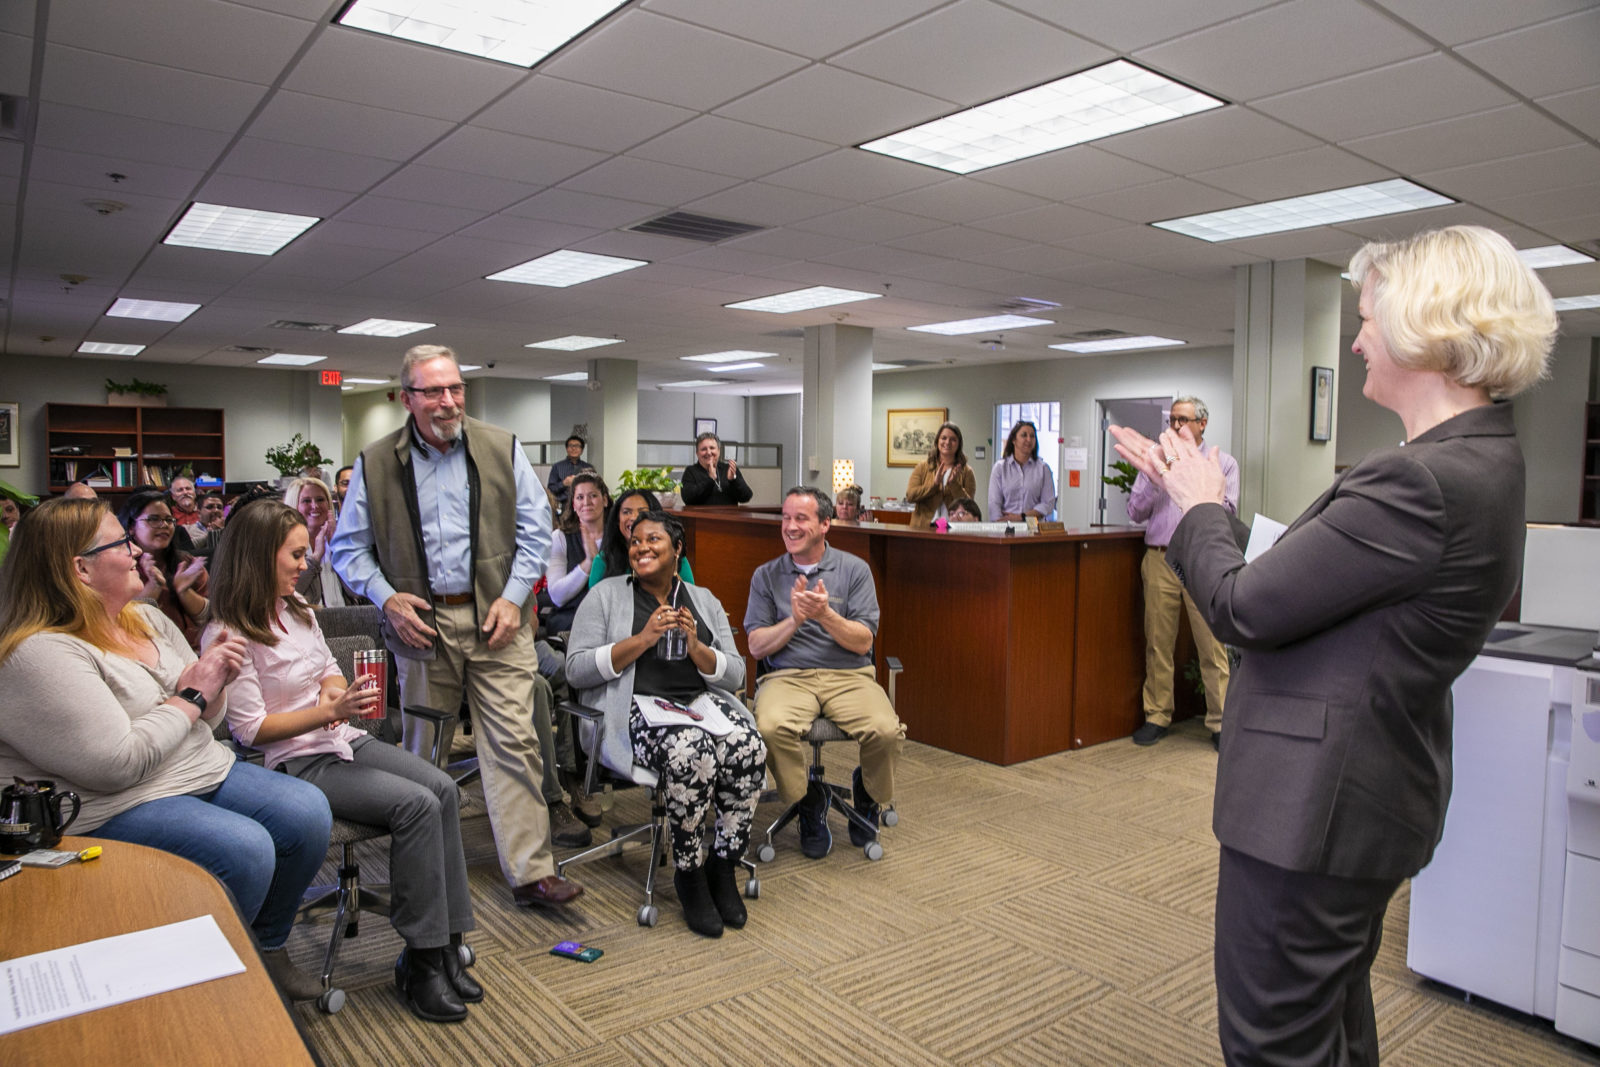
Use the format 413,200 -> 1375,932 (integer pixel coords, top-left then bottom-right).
1232,258 -> 1342,520
587,357 -> 637,488
802,323 -> 874,496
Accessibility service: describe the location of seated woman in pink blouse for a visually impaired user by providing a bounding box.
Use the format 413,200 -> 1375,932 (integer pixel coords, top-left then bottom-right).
204,500 -> 478,1025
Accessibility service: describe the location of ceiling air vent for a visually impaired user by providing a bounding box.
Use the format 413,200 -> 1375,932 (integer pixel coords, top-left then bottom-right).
627,212 -> 766,243
992,297 -> 1061,314
222,345 -> 274,355
761,328 -> 805,339
268,320 -> 341,332
0,95 -> 29,142
884,359 -> 939,367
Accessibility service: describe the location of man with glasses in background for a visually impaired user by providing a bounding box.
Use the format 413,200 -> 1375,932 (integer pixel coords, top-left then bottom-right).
1126,396 -> 1238,750
331,344 -> 582,911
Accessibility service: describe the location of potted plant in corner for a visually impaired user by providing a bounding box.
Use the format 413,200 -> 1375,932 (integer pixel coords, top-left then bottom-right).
618,466 -> 682,510
105,378 -> 169,407
265,433 -> 328,488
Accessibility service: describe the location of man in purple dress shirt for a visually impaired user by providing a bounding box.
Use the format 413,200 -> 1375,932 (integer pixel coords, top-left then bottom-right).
1126,396 -> 1238,749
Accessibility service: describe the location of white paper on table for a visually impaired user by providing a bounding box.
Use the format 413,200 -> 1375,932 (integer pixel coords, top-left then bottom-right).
0,914 -> 245,1034
1244,512 -> 1288,563
634,693 -> 737,737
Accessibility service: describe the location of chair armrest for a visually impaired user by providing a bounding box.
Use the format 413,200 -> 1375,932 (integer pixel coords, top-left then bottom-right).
403,704 -> 454,725
886,656 -> 903,709
557,700 -> 605,794
229,740 -> 266,765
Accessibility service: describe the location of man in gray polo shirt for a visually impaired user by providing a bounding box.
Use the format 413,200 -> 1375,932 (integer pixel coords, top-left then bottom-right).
746,486 -> 904,859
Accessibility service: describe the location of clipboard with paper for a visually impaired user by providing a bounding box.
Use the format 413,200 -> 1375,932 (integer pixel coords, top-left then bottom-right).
633,693 -> 737,736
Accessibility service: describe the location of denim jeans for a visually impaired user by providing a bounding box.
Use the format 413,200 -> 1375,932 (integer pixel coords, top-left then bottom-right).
89,760 -> 332,949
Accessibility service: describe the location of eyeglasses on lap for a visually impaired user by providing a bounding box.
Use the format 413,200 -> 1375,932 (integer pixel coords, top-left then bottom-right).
80,533 -> 137,557
403,383 -> 467,402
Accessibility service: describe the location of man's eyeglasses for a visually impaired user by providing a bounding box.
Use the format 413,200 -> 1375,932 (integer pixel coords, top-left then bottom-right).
80,533 -> 136,558
1168,414 -> 1201,428
137,515 -> 176,528
403,383 -> 467,402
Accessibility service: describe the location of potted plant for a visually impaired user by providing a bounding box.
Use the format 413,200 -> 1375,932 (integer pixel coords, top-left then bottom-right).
265,434 -> 328,485
618,466 -> 682,510
105,378 -> 169,407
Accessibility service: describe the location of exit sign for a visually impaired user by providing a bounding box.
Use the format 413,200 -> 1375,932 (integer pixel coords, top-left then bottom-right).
320,370 -> 343,386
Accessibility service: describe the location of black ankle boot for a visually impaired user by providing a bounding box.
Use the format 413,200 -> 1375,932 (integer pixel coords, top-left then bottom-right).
704,854 -> 748,929
395,946 -> 468,1023
443,933 -> 483,1003
673,865 -> 723,938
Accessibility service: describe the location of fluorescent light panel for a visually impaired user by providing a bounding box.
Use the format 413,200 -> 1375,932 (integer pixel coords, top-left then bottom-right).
339,318 -> 435,337
1553,294 -> 1600,311
1518,245 -> 1595,269
343,377 -> 391,385
163,203 -> 319,255
256,353 -> 325,366
336,0 -> 628,67
526,335 -> 624,351
661,380 -> 719,389
543,372 -> 590,382
1153,179 -> 1454,241
107,298 -> 200,322
682,350 -> 777,363
871,362 -> 899,371
458,364 -> 482,372
486,249 -> 647,288
907,314 -> 1052,336
1049,335 -> 1185,353
861,60 -> 1224,175
725,286 -> 883,313
707,362 -> 766,372
77,342 -> 145,356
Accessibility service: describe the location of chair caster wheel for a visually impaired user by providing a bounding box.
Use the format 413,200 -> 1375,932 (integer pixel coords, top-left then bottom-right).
457,943 -> 475,967
757,843 -> 775,863
745,878 -> 760,900
882,808 -> 899,827
863,841 -> 884,861
638,905 -> 658,927
317,987 -> 346,1014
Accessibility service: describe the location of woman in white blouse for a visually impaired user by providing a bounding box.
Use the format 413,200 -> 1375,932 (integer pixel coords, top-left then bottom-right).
546,473 -> 608,633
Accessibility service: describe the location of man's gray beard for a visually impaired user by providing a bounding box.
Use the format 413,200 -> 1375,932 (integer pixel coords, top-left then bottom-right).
432,415 -> 463,441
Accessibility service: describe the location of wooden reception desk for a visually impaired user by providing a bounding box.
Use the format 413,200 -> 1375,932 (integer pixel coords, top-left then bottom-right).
675,508 -> 1148,764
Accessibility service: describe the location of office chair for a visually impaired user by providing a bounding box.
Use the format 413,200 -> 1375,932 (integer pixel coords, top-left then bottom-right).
755,656 -> 903,862
555,699 -> 759,927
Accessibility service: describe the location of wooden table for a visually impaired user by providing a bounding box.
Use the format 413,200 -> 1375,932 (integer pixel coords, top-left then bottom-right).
0,837 -> 316,1066
676,508 -> 1148,764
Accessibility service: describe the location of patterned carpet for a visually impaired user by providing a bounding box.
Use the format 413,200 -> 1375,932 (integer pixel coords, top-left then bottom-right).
286,721 -> 1600,1066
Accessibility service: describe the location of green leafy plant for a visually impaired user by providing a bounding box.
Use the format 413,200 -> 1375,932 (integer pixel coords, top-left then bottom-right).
617,467 -> 679,492
104,377 -> 168,397
264,433 -> 327,477
1104,459 -> 1139,493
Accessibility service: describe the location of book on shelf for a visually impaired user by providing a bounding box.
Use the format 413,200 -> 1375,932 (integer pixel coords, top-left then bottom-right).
112,446 -> 134,457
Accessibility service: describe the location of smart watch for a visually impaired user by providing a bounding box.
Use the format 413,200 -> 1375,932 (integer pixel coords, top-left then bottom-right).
177,687 -> 208,714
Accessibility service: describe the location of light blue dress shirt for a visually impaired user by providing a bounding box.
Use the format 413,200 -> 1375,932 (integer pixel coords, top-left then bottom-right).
330,423 -> 549,610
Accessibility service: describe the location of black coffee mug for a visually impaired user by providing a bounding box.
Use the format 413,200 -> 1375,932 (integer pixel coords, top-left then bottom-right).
0,777 -> 81,854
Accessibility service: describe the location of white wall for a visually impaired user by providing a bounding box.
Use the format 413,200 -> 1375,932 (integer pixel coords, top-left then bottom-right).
753,393 -> 801,490
870,347 -> 1235,528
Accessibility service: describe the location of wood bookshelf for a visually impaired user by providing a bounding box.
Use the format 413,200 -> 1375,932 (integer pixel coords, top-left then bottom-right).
46,403 -> 225,496
1583,402 -> 1600,526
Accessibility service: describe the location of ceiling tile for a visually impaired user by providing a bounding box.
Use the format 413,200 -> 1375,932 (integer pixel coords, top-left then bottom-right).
1001,0 -> 1281,52
41,44 -> 269,131
792,204 -> 946,242
1539,86 -> 1600,142
871,180 -> 1050,225
1222,226 -> 1365,263
560,156 -> 741,208
1341,105 -> 1579,174
716,64 -> 950,145
0,31 -> 31,97
1253,55 -> 1515,143
218,138 -> 398,193
828,0 -> 1112,105
1097,107 -> 1317,173
1372,0 -> 1599,46
1419,144 -> 1600,204
458,215 -> 599,252
884,225 -> 1032,259
32,104 -> 232,170
194,174 -> 354,217
1192,146 -> 1393,201
48,0 -> 312,83
965,242 -> 1099,276
503,189 -> 658,229
1475,182 -> 1600,230
718,228 -> 864,261
1456,8 -> 1600,97
1134,0 -> 1431,102
967,202 -> 1126,242
371,166 -> 542,213
976,146 -> 1167,201
284,28 -> 522,122
1331,203 -> 1548,248
311,220 -> 440,254
629,116 -> 833,180
1056,224 -> 1205,263
226,0 -> 331,17
471,76 -> 696,154
247,91 -> 455,162
639,0 -> 936,60
1070,178 -> 1246,224
762,149 -> 945,201
332,196 -> 490,235
658,245 -> 800,276
27,147 -> 204,201
414,126 -> 607,186
543,10 -> 807,111
685,182 -> 853,227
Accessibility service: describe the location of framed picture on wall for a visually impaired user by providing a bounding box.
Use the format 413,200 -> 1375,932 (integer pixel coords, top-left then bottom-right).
1310,366 -> 1334,442
887,407 -> 948,467
694,417 -> 717,438
0,401 -> 18,467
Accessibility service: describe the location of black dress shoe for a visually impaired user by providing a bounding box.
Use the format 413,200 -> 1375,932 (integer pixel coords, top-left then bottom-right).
848,767 -> 880,848
395,947 -> 468,1023
1132,722 -> 1169,746
1212,731 -> 1221,752
444,933 -> 483,1003
797,784 -> 832,860
704,854 -> 747,929
673,865 -> 724,938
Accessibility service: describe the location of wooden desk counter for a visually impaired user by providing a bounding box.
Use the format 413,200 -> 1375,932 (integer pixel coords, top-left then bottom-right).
676,507 -> 1147,763
1,837 -> 316,1066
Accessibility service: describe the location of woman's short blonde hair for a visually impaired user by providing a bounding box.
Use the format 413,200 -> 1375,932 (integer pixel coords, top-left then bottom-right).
283,476 -> 334,510
1348,225 -> 1557,398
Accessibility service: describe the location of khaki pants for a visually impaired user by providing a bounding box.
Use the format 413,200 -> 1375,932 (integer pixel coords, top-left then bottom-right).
754,666 -> 905,806
396,601 -> 553,888
1141,547 -> 1229,733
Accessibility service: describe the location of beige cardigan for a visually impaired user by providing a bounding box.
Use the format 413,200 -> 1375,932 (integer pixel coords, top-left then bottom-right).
904,459 -> 976,529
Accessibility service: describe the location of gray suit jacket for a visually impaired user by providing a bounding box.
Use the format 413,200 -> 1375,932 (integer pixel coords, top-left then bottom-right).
1168,403 -> 1525,880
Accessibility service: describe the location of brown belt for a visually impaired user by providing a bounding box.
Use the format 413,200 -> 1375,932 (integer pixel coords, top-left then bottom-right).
1148,545 -> 1167,552
433,593 -> 473,605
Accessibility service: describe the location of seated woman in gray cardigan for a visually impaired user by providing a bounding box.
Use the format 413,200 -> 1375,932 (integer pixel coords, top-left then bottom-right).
565,510 -> 763,939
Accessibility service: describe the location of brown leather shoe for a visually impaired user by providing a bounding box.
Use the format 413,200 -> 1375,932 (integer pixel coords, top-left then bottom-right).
549,801 -> 593,848
512,875 -> 584,910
